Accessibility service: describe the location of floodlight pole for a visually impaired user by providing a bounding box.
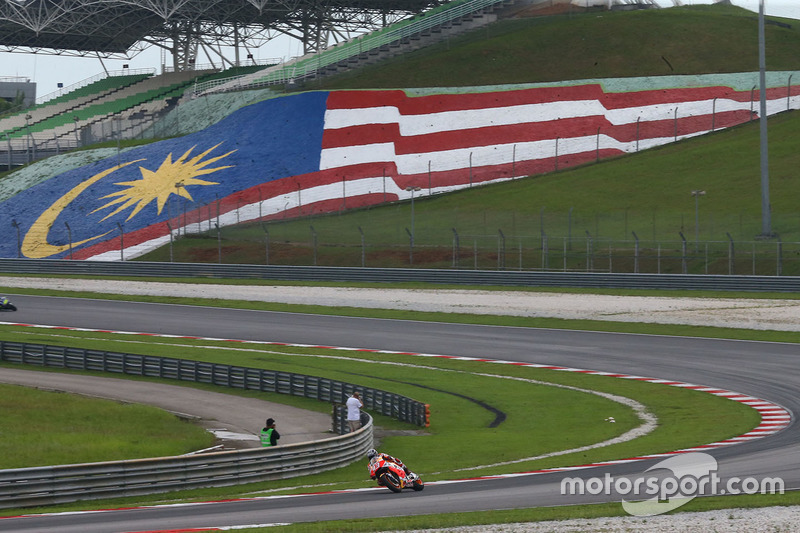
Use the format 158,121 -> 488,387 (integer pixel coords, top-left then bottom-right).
758,0 -> 773,238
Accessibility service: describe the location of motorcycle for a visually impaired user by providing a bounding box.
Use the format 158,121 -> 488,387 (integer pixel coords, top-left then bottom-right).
0,297 -> 16,312
368,455 -> 424,493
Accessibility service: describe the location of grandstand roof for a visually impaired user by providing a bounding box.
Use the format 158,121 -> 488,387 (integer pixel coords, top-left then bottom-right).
0,0 -> 435,56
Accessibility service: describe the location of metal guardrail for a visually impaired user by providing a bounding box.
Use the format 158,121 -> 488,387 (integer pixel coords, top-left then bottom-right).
0,340 -> 429,508
1,258 -> 800,292
0,341 -> 429,428
194,0 -> 508,94
0,416 -> 373,509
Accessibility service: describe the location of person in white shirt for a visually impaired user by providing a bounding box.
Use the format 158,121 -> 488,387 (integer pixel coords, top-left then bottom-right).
346,391 -> 363,432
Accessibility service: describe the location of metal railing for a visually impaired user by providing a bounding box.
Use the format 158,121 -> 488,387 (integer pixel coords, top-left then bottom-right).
193,0 -> 508,95
1,258 -> 799,292
0,341 -> 429,428
0,340 -> 430,507
0,415 -> 373,509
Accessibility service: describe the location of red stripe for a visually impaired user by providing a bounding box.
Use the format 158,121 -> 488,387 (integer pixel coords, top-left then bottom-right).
326,85 -> 772,114
322,110 -> 754,154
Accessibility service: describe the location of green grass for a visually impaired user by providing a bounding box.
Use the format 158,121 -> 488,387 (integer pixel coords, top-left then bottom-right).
313,5 -> 800,89
0,285 -> 790,524
0,320 -> 758,487
127,4 -> 800,272
136,111 -> 800,274
4,3 -> 800,521
0,383 -> 214,468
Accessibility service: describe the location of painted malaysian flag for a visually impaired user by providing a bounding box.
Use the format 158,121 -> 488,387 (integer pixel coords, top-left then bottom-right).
0,79 -> 797,260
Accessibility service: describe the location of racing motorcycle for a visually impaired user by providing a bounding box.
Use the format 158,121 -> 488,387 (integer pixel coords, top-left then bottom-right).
368,455 -> 424,493
0,297 -> 16,311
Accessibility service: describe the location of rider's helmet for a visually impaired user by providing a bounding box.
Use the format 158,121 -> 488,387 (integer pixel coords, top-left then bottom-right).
366,448 -> 378,460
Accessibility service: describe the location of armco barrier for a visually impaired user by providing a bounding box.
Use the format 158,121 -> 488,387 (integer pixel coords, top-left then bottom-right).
0,341 -> 427,508
0,416 -> 374,509
1,258 -> 800,292
0,341 -> 429,429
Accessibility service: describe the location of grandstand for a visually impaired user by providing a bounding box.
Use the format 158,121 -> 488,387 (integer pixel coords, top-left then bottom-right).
0,0 -> 670,171
0,0 -> 796,264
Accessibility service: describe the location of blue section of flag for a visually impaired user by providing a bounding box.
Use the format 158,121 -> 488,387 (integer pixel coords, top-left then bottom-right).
0,91 -> 329,259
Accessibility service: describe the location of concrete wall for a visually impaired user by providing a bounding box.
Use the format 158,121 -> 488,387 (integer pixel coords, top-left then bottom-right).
0,78 -> 36,107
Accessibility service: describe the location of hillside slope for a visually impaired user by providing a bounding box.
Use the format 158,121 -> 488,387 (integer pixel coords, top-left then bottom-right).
314,4 -> 800,89
1,4 -> 799,266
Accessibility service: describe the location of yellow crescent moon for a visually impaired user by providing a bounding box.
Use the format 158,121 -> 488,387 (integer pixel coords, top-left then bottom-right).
22,160 -> 144,259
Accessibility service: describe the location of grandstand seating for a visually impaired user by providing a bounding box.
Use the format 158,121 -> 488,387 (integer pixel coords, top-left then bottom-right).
193,0 -> 517,96
0,73 -> 152,137
0,64 -> 280,169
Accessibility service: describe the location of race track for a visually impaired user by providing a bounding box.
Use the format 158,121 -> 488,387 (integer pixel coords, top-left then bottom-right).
0,293 -> 797,532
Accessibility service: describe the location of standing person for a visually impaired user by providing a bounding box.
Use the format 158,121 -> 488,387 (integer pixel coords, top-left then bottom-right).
346,391 -> 363,432
260,418 -> 280,447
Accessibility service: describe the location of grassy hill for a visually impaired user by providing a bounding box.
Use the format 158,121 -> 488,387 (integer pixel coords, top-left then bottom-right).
139,108 -> 800,275
312,4 -> 800,89
135,5 -> 800,274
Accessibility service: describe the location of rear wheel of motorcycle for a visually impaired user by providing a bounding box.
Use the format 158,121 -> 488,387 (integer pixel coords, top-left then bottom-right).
380,472 -> 402,493
412,478 -> 424,491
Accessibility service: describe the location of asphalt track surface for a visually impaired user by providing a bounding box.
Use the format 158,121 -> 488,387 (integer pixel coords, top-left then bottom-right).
0,293 -> 798,532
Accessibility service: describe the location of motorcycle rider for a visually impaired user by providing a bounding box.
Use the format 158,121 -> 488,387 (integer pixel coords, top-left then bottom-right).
367,448 -> 411,478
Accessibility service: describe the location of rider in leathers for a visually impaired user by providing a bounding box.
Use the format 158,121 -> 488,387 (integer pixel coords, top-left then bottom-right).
367,448 -> 411,478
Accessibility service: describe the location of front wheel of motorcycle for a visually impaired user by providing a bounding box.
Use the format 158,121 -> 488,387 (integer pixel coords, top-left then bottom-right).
412,478 -> 424,491
8,305 -> 16,311
380,472 -> 402,493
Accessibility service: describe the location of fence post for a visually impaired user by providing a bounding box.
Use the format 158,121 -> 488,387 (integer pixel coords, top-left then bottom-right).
310,225 -> 318,266
428,161 -> 432,194
673,107 -> 679,141
65,222 -> 73,260
497,229 -> 505,270
585,231 -> 593,272
658,244 -> 661,274
596,127 -> 601,161
541,233 -> 548,271
512,144 -> 516,176
163,219 -> 174,262
117,223 -> 124,262
632,231 -> 640,274
216,222 -> 221,264
679,232 -> 688,274
451,228 -> 459,269
554,137 -> 559,171
359,226 -> 365,267
262,224 -> 270,265
777,237 -> 782,276
11,220 -> 21,258
406,228 -> 413,265
726,232 -> 735,275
